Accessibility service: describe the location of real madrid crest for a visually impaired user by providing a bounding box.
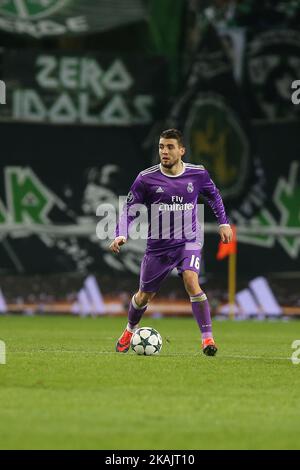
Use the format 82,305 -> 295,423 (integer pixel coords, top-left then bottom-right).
127,191 -> 134,203
187,182 -> 194,193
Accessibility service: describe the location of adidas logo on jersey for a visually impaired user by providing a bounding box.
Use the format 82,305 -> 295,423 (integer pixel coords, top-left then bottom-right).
156,186 -> 164,193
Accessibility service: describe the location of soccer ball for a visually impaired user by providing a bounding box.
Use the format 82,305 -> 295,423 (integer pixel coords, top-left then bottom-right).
131,327 -> 162,356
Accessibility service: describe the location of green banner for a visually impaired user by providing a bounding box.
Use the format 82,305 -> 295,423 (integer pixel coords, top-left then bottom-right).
0,0 -> 146,38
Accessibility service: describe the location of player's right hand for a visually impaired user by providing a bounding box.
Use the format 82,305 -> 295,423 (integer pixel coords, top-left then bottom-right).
109,236 -> 127,254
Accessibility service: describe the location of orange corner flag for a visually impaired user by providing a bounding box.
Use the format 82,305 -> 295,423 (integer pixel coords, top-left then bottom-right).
216,225 -> 237,260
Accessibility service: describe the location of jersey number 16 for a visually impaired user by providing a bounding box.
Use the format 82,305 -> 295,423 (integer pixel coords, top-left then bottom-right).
189,255 -> 200,270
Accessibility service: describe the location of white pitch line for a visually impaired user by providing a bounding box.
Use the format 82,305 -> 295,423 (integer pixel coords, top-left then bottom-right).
220,354 -> 290,361
9,350 -> 115,355
6,350 -> 292,361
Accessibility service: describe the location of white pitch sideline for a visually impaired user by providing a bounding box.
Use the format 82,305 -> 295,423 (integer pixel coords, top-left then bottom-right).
7,350 -> 292,361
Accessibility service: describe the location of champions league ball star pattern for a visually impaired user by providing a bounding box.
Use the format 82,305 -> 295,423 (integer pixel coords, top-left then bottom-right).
131,327 -> 162,356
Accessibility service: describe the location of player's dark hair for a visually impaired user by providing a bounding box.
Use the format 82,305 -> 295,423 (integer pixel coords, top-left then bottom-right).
160,129 -> 184,147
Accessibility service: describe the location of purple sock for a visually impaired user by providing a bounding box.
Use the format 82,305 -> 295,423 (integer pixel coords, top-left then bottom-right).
190,291 -> 213,340
127,295 -> 147,331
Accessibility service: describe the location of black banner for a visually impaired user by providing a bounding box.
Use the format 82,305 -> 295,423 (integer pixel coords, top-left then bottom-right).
0,50 -> 167,126
0,123 -> 150,275
0,24 -> 299,276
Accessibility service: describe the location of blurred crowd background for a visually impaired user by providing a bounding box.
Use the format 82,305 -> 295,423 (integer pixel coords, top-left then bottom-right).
0,0 -> 299,316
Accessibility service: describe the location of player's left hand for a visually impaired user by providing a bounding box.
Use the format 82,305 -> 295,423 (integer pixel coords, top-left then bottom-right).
219,225 -> 233,244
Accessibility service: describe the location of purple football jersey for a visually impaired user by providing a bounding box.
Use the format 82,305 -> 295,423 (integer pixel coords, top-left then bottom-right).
116,162 -> 229,254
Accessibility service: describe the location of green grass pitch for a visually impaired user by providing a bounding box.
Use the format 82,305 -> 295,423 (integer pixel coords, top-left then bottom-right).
0,314 -> 300,450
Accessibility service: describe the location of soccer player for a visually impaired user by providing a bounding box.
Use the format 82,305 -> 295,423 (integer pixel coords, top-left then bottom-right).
110,129 -> 232,356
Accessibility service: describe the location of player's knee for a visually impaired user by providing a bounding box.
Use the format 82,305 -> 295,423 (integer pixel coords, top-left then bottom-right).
185,283 -> 201,296
135,290 -> 155,307
183,272 -> 201,296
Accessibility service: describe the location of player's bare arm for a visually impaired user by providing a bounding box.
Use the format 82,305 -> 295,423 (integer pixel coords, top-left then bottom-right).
219,225 -> 233,244
109,236 -> 126,253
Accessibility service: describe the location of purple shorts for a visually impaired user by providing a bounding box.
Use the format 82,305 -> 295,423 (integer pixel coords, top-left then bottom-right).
139,243 -> 201,293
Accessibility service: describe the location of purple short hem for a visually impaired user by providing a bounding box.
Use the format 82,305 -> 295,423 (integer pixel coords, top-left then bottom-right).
139,245 -> 201,293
